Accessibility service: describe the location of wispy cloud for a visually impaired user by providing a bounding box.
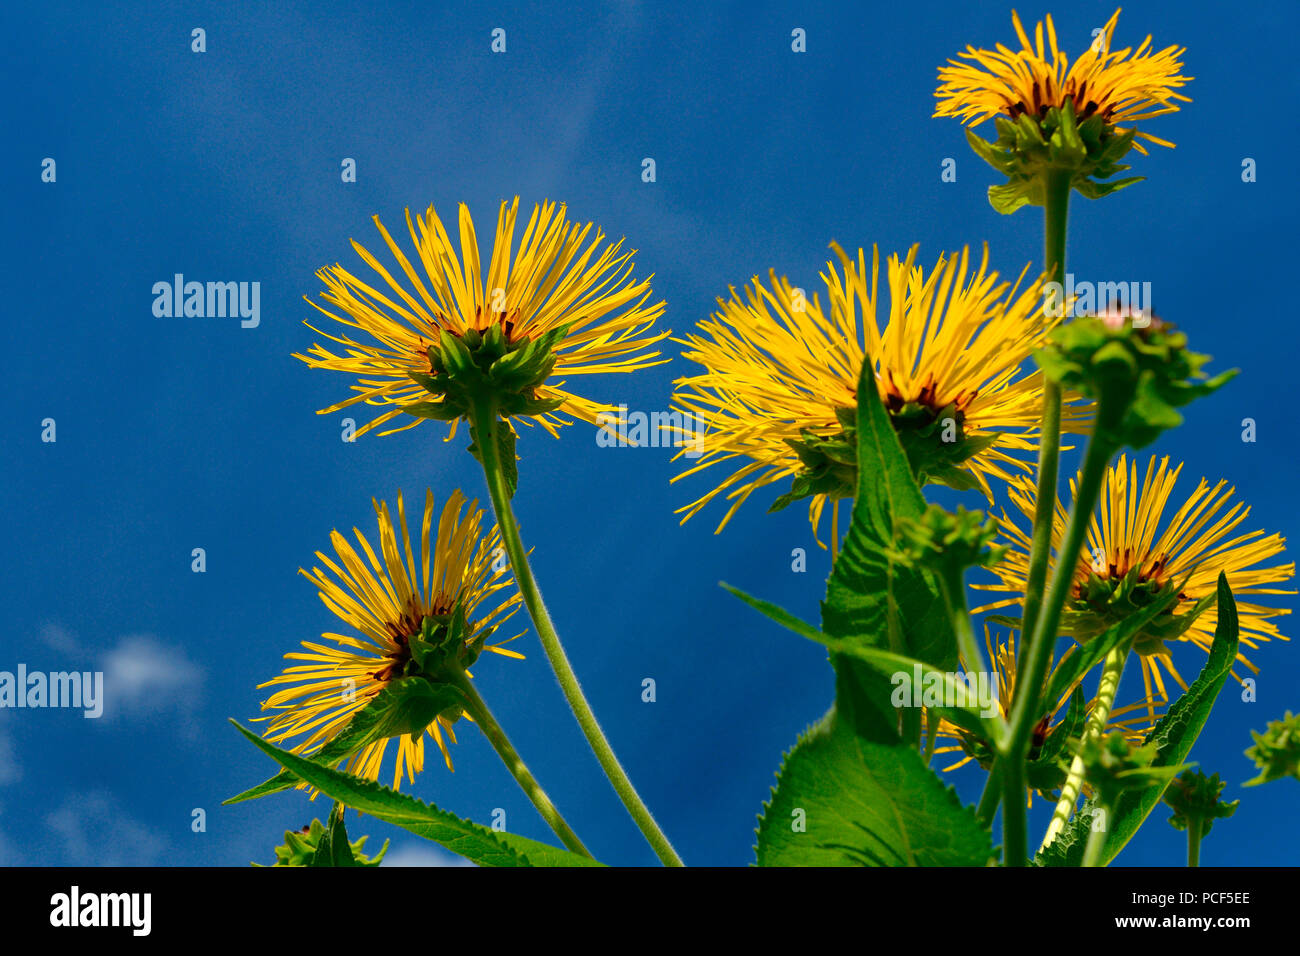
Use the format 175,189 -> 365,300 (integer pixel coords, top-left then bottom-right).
44,790 -> 167,866
100,634 -> 204,719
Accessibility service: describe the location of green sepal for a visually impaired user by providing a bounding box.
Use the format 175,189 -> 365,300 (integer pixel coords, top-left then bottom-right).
966,99 -> 1145,215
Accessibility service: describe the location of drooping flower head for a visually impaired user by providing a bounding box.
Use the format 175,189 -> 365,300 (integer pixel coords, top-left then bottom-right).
258,489 -> 522,791
975,455 -> 1294,722
672,243 -> 1084,540
932,629 -> 1160,801
935,8 -> 1192,152
297,198 -> 668,440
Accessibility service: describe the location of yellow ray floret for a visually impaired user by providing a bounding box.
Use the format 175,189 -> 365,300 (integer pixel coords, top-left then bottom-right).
935,8 -> 1191,152
296,197 -> 668,439
257,489 -> 522,791
975,455 -> 1294,725
672,242 -> 1086,539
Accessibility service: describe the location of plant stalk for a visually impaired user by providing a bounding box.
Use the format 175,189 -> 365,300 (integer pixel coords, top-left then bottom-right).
451,671 -> 592,858
1040,644 -> 1129,851
1000,428 -> 1115,864
468,398 -> 685,867
1017,168 -> 1072,651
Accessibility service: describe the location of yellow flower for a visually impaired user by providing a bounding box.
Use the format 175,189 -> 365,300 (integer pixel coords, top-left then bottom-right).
932,629 -> 1160,802
672,243 -> 1083,541
257,489 -> 522,791
935,8 -> 1191,152
975,455 -> 1294,723
296,198 -> 668,439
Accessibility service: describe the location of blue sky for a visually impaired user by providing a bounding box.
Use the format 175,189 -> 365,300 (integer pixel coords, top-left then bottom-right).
2,0 -> 1296,867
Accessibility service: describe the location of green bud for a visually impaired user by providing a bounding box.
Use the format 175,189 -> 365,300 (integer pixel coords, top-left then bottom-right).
1243,711 -> 1300,787
1036,315 -> 1236,450
257,818 -> 388,867
1080,732 -> 1186,808
1164,769 -> 1238,835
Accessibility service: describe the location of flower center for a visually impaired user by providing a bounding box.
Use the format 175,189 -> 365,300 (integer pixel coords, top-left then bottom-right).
1003,78 -> 1111,124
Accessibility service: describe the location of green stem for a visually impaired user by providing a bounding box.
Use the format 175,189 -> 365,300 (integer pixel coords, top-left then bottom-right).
1040,644 -> 1129,851
1002,753 -> 1028,865
1018,169 -> 1071,649
924,710 -> 940,765
1187,819 -> 1202,867
450,670 -> 592,859
976,761 -> 1004,828
1000,428 -> 1116,865
939,568 -> 989,682
999,168 -> 1077,868
469,399 -> 685,867
1082,805 -> 1111,867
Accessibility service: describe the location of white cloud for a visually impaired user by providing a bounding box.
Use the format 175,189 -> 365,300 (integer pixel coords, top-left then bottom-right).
100,634 -> 203,717
381,842 -> 474,867
45,791 -> 166,866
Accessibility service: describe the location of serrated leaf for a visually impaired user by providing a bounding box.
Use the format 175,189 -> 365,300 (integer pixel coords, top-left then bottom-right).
755,706 -> 993,867
723,582 -> 1004,746
231,721 -> 603,867
1037,573 -> 1239,866
225,678 -> 466,805
822,358 -> 959,741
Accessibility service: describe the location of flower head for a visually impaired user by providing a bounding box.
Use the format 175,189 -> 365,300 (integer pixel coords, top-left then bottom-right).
257,489 -> 522,791
935,8 -> 1191,152
672,243 -> 1083,540
975,455 -> 1294,721
297,198 -> 668,440
932,629 -> 1159,800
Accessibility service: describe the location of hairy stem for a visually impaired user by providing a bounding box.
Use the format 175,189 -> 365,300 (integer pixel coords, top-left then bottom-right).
451,671 -> 592,858
1040,644 -> 1129,851
1000,429 -> 1115,864
1018,168 -> 1071,650
976,760 -> 1004,828
1082,806 -> 1111,868
469,398 -> 684,867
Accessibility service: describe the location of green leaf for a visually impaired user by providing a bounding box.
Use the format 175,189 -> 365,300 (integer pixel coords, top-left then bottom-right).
822,357 -> 958,741
1037,573 -> 1240,866
723,582 -> 1004,746
755,706 -> 994,867
224,678 -> 467,805
231,721 -> 604,867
